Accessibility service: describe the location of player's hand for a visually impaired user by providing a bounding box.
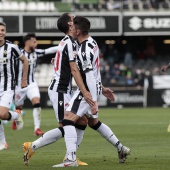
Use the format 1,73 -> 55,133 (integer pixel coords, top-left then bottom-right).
51,58 -> 54,65
21,79 -> 28,89
161,65 -> 168,72
83,91 -> 95,107
91,101 -> 98,115
102,87 -> 115,101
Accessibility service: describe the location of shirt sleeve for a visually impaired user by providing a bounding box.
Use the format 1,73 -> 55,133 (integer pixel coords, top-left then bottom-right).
12,44 -> 23,59
45,46 -> 58,55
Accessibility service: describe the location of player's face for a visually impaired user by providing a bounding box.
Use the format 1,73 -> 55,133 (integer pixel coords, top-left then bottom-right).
71,24 -> 80,40
28,37 -> 37,51
0,25 -> 6,43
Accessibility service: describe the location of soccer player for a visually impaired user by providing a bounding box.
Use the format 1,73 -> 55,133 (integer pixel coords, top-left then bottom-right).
0,21 -> 28,150
13,33 -> 58,136
22,13 -> 95,166
53,16 -> 130,167
22,14 -> 130,167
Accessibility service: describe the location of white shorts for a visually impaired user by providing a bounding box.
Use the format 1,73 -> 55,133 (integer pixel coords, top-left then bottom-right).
15,82 -> 40,106
66,89 -> 98,118
0,90 -> 14,108
48,89 -> 72,123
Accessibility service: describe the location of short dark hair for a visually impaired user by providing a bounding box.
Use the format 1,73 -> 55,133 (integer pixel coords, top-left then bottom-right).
0,21 -> 6,28
57,13 -> 71,34
23,33 -> 36,44
73,16 -> 90,35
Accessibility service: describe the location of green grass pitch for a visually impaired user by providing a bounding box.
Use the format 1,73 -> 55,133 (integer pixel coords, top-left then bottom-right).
1,107 -> 170,170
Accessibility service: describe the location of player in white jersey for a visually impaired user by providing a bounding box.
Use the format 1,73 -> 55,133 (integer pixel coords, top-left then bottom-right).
13,33 -> 58,136
0,21 -> 28,150
53,16 -> 130,167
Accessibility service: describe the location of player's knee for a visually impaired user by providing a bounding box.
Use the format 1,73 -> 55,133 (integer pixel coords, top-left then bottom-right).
76,116 -> 88,125
89,120 -> 101,130
62,119 -> 75,127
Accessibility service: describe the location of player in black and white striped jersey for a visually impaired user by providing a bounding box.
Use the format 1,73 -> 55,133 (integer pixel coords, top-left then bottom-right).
13,32 -> 58,136
0,21 -> 28,150
22,13 -> 95,166
53,16 -> 130,167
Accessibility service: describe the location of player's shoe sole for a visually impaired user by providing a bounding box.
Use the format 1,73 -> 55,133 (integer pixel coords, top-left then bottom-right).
23,142 -> 34,166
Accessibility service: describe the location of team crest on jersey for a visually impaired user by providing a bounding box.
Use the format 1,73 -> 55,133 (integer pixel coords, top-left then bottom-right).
3,50 -> 7,55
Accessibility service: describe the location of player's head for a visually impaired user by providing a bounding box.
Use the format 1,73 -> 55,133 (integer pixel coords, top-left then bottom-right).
57,13 -> 74,34
0,21 -> 6,42
73,16 -> 90,36
23,33 -> 37,51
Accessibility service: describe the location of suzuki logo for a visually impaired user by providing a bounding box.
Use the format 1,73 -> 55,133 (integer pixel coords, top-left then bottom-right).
129,17 -> 142,30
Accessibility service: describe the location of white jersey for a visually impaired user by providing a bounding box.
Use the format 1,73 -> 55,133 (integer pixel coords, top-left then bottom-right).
49,35 -> 77,93
0,40 -> 23,92
76,36 -> 102,95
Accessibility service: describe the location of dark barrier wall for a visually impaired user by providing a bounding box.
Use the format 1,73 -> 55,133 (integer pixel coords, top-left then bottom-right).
23,89 -> 170,108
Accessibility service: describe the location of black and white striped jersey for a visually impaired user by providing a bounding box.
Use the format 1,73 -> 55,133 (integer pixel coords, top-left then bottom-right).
49,35 -> 77,93
16,48 -> 45,86
76,36 -> 102,95
0,40 -> 23,91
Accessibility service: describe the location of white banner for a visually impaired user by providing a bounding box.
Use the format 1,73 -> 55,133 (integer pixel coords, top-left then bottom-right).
153,75 -> 170,89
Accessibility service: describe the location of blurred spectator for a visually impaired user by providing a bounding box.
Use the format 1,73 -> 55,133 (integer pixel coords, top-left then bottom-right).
133,68 -> 145,89
109,63 -> 122,85
124,47 -> 133,68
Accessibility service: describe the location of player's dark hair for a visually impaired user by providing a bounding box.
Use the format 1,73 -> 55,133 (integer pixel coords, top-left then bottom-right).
0,21 -> 6,28
23,33 -> 36,44
73,16 -> 90,35
57,13 -> 71,34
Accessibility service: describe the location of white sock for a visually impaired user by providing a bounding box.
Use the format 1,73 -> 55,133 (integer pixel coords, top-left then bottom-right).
97,123 -> 122,151
75,128 -> 85,149
63,125 -> 77,161
31,128 -> 63,151
0,122 -> 6,143
9,110 -> 19,120
33,107 -> 41,131
64,128 -> 85,159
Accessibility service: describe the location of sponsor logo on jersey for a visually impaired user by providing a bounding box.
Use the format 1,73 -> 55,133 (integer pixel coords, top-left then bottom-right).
0,57 -> 8,64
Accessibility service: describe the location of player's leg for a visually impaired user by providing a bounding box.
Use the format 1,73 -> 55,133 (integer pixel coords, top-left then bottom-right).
0,121 -> 8,150
88,117 -> 130,163
53,91 -> 88,167
23,90 -> 66,165
27,82 -> 44,136
0,90 -> 24,130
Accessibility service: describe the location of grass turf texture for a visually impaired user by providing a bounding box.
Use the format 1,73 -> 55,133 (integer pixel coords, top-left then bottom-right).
1,108 -> 170,170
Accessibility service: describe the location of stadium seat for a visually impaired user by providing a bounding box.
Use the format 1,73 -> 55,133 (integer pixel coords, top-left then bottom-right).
11,2 -> 19,11
19,2 -> 27,11
27,2 -> 37,11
